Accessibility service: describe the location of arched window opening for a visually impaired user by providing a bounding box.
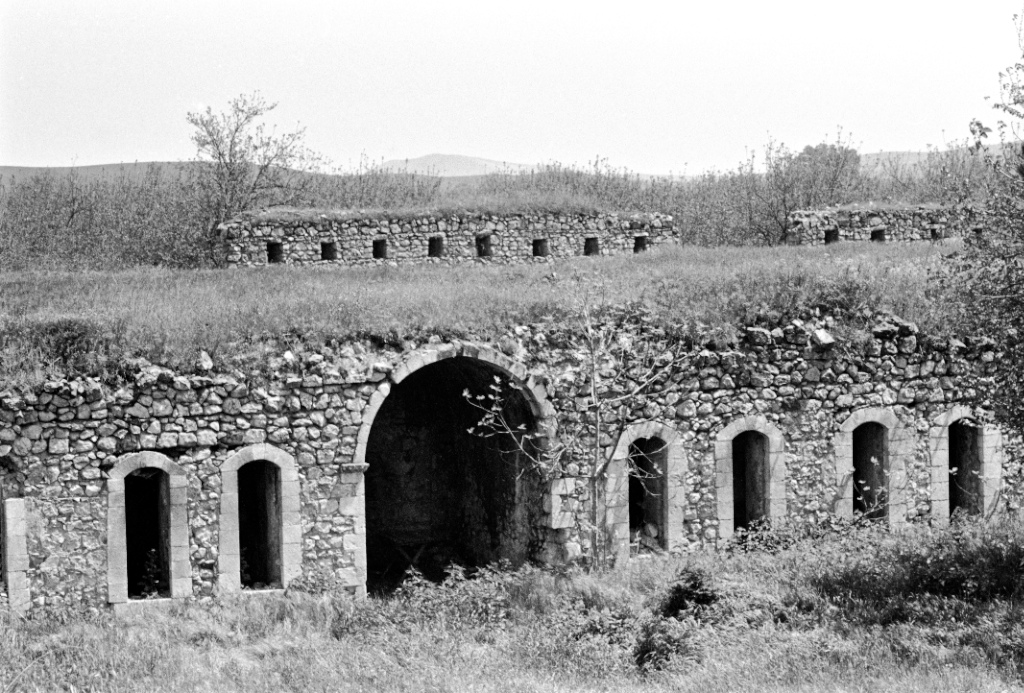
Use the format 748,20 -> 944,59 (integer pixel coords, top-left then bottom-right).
949,420 -> 983,518
238,460 -> 283,588
732,431 -> 768,531
125,468 -> 171,599
628,437 -> 667,551
364,357 -> 538,594
853,422 -> 888,520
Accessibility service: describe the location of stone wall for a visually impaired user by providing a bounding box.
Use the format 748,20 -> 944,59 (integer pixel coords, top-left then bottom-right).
786,206 -> 982,245
220,211 -> 675,267
0,314 -> 1015,616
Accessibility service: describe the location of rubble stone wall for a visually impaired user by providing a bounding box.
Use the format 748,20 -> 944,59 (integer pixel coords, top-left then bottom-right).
220,211 -> 676,267
0,315 -> 1014,616
787,206 -> 982,245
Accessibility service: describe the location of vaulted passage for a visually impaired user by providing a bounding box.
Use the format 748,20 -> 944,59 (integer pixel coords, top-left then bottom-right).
628,437 -> 667,551
732,431 -> 768,531
125,468 -> 170,599
853,422 -> 888,519
364,357 -> 538,593
949,420 -> 982,517
238,460 -> 283,588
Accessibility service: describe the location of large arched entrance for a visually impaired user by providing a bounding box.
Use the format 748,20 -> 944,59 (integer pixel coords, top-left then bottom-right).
363,355 -> 542,593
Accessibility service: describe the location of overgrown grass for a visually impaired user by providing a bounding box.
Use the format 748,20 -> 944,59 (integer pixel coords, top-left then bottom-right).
0,242 -> 954,385
3,519 -> 1023,692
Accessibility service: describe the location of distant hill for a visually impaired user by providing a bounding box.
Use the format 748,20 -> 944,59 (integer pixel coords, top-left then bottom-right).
381,154 -> 533,177
0,161 -> 196,182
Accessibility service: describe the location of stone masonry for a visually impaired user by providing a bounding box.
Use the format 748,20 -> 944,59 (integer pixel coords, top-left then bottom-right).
221,211 -> 675,267
787,206 -> 982,245
0,314 -> 1015,616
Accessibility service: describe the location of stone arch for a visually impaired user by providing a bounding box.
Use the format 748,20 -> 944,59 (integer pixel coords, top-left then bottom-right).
605,422 -> 685,565
355,343 -> 555,593
833,407 -> 909,526
218,444 -> 302,592
355,343 -> 556,469
928,406 -> 1004,523
107,451 -> 191,605
714,416 -> 787,542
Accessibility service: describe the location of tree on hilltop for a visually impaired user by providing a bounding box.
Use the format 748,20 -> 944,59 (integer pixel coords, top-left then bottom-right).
187,92 -> 325,231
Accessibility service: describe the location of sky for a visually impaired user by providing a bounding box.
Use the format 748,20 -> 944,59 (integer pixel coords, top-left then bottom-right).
3,1 -> 1024,175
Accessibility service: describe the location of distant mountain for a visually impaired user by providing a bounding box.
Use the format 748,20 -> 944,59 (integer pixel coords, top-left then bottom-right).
381,154 -> 533,177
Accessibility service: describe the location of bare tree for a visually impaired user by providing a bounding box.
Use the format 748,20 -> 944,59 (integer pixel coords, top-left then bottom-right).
187,92 -> 325,231
465,271 -> 677,566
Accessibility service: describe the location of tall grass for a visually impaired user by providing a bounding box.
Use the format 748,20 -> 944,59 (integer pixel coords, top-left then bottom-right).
0,242 -> 952,384
2,520 -> 1022,692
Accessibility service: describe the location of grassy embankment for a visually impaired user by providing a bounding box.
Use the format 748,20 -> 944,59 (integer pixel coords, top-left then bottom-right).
2,519 -> 1023,692
0,241 -> 954,386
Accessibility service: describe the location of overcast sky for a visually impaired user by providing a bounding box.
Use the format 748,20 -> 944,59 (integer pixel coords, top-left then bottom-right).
3,1 -> 1023,174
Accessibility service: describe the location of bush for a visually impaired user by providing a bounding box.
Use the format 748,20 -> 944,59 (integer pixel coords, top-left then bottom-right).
809,518 -> 1024,607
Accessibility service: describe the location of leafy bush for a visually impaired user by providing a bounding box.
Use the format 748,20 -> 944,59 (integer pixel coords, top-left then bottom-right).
807,518 -> 1024,609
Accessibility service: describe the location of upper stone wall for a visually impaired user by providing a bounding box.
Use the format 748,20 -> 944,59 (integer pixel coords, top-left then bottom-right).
786,206 -> 982,245
220,211 -> 676,267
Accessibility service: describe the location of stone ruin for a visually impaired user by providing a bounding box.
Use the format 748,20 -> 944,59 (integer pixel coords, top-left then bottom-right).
219,205 -> 982,268
0,314 -> 1014,616
786,206 -> 982,245
221,211 -> 675,267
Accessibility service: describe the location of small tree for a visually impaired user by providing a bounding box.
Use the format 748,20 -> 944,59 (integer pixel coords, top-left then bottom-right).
187,92 -> 325,232
465,272 -> 677,567
943,13 -> 1024,438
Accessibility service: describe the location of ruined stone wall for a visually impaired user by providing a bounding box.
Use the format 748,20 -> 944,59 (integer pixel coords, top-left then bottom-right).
0,316 -> 1014,616
221,211 -> 675,267
787,206 -> 982,245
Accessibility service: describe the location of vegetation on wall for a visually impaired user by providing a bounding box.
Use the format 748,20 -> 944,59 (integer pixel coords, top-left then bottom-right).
0,242 -> 951,387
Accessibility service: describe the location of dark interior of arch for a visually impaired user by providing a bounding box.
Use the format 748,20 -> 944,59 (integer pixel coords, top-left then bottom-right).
628,437 -> 667,550
364,356 -> 539,594
238,460 -> 283,588
853,422 -> 888,520
732,431 -> 768,531
125,467 -> 170,599
949,420 -> 982,517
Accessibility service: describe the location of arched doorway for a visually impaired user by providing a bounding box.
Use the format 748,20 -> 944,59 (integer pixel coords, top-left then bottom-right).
237,460 -> 283,588
732,430 -> 769,531
363,356 -> 541,593
125,467 -> 171,598
628,437 -> 667,551
949,419 -> 982,517
852,422 -> 888,520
